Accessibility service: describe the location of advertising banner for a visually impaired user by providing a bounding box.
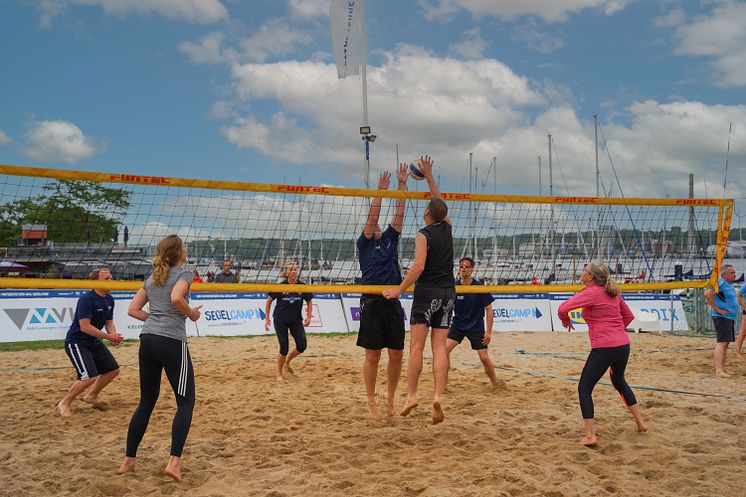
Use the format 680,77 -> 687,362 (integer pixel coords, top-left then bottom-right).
490,293 -> 553,332
548,293 -> 687,332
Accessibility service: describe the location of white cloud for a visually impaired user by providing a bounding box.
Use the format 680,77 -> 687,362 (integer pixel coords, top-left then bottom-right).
23,120 -> 102,164
180,32 -> 230,64
181,19 -> 312,65
239,19 -> 313,63
37,0 -> 228,27
669,2 -> 746,87
449,28 -> 489,59
223,45 -> 545,176
288,0 -> 329,20
510,19 -> 565,53
652,7 -> 685,29
419,0 -> 635,23
0,130 -> 11,145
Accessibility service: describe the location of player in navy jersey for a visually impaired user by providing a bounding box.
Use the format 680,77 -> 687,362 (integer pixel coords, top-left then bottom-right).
384,155 -> 454,424
446,257 -> 500,389
58,268 -> 123,416
356,165 -> 408,421
265,262 -> 313,381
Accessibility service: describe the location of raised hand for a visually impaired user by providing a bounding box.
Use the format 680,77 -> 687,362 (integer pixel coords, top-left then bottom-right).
378,171 -> 391,190
418,155 -> 434,178
397,163 -> 408,185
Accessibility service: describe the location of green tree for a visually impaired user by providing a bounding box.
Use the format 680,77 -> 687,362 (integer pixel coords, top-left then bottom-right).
0,179 -> 131,246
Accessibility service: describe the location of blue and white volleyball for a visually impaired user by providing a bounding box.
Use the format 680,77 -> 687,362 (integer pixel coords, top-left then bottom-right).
408,160 -> 426,181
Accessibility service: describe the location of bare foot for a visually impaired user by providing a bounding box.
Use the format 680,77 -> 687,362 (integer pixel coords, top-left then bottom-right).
491,379 -> 507,392
716,371 -> 732,378
580,434 -> 598,447
637,421 -> 649,433
57,401 -> 72,417
164,466 -> 181,482
367,398 -> 381,422
83,395 -> 110,411
385,394 -> 395,418
118,457 -> 136,475
276,374 -> 285,381
432,400 -> 445,425
736,352 -> 744,360
285,363 -> 295,375
400,399 -> 419,417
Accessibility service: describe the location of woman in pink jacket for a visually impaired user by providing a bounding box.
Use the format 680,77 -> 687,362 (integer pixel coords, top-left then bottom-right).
558,260 -> 648,446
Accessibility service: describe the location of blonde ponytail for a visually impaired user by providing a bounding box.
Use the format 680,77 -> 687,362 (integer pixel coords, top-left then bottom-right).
151,235 -> 184,286
585,259 -> 620,297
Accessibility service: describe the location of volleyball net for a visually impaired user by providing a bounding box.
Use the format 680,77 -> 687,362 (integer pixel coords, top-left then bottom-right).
0,163 -> 732,293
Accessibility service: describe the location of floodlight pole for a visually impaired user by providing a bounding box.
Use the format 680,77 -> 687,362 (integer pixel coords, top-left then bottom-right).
359,0 -> 371,189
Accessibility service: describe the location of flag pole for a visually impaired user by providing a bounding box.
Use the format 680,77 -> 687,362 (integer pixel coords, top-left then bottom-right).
360,0 -> 372,189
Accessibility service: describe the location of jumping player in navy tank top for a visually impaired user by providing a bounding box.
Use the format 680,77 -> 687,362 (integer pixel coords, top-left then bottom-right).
357,164 -> 408,421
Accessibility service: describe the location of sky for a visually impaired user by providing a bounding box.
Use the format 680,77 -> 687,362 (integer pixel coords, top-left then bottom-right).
1,0 -> 745,226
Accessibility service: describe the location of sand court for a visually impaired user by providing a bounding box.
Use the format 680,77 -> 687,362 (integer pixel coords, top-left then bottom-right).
2,331 -> 745,497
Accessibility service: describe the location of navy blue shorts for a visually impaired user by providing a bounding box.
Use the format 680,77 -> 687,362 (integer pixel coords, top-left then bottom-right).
448,328 -> 487,350
64,341 -> 119,380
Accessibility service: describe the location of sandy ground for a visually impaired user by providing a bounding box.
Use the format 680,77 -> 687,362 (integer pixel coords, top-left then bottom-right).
1,331 -> 746,497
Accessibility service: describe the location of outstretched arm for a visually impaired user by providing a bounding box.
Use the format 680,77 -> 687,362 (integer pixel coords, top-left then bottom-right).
419,155 -> 451,225
391,163 -> 408,233
363,172 -> 391,238
383,232 -> 427,299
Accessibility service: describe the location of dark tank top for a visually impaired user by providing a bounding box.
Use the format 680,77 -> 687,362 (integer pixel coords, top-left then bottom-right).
416,221 -> 455,288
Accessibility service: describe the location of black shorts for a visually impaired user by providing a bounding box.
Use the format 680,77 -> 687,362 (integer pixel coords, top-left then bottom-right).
448,328 -> 487,350
410,287 -> 456,329
357,295 -> 405,350
64,341 -> 119,381
713,317 -> 735,343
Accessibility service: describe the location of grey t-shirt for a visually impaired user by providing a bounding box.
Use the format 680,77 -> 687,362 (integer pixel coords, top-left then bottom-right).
141,266 -> 193,342
214,271 -> 238,283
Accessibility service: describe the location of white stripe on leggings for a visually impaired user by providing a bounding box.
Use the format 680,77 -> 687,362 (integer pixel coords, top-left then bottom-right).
177,341 -> 187,397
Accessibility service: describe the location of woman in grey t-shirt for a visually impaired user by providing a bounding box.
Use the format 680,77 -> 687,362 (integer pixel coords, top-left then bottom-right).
119,235 -> 202,482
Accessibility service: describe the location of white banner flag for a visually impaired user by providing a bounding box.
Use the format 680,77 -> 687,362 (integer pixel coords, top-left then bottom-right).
329,0 -> 361,79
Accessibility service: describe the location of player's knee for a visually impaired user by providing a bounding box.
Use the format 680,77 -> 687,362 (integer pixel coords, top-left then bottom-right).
297,343 -> 307,354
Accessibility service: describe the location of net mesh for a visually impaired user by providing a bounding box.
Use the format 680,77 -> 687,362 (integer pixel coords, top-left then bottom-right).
0,164 -> 731,292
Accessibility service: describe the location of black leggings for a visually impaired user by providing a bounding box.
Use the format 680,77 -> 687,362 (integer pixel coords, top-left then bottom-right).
274,321 -> 307,356
125,334 -> 195,458
578,344 -> 637,419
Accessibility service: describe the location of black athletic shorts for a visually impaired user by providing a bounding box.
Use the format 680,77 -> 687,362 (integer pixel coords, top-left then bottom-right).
410,286 -> 456,329
713,316 -> 735,343
448,328 -> 487,350
64,341 -> 119,381
357,295 -> 405,350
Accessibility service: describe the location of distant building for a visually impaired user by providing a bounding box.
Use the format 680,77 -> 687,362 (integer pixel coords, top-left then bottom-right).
20,224 -> 49,247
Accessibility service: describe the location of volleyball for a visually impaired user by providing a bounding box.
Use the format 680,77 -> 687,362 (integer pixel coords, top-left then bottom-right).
408,159 -> 426,181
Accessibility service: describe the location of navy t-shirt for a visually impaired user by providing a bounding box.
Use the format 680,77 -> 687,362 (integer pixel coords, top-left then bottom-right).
357,225 -> 402,286
451,279 -> 495,333
269,280 -> 313,323
65,291 -> 115,345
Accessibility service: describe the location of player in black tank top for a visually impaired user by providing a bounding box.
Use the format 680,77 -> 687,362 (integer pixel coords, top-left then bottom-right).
383,155 -> 454,425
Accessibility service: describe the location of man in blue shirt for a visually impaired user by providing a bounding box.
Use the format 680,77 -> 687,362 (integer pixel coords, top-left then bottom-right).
704,264 -> 738,377
356,164 -> 408,421
447,257 -> 500,389
58,268 -> 123,416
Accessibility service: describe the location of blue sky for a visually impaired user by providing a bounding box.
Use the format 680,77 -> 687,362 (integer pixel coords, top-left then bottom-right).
1,0 -> 745,213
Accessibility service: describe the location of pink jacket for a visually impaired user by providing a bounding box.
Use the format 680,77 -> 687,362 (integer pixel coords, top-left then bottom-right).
557,284 -> 633,349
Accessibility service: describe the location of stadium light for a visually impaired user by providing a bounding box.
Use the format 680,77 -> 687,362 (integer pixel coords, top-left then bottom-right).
359,126 -> 371,134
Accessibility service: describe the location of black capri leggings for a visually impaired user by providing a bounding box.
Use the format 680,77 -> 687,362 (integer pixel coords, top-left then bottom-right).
578,343 -> 637,419
274,321 -> 307,356
125,334 -> 195,458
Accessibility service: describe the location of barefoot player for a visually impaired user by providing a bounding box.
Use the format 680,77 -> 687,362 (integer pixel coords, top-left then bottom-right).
384,155 -> 454,425
58,268 -> 123,416
357,165 -> 408,421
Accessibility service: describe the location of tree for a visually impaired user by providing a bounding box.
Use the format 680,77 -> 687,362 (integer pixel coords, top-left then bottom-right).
0,179 -> 131,246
